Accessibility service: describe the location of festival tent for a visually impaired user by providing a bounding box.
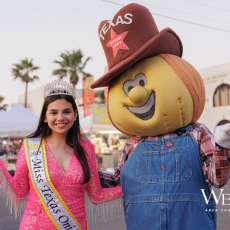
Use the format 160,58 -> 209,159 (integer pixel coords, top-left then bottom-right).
80,115 -> 93,132
0,110 -> 7,121
0,105 -> 38,137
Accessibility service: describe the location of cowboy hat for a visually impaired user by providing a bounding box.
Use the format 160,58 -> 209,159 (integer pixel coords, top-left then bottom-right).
91,3 -> 183,88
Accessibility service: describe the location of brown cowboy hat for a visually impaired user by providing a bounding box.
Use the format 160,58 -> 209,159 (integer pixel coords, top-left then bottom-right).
91,3 -> 183,89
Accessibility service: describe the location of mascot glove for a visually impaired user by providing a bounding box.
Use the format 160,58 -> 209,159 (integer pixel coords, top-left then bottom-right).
214,123 -> 230,149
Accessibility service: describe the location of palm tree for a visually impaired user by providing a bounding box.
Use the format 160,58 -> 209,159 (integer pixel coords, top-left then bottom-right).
12,58 -> 39,108
0,95 -> 8,111
53,49 -> 91,89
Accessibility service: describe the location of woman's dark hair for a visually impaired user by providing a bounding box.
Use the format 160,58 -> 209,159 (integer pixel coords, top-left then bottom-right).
29,94 -> 90,184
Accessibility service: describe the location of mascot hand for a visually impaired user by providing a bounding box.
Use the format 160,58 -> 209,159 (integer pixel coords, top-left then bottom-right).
214,123 -> 230,149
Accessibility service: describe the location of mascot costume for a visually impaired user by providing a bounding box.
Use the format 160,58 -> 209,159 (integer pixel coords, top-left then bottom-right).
92,3 -> 230,230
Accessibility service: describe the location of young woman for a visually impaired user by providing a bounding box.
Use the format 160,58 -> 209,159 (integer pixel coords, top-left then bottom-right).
0,80 -> 122,230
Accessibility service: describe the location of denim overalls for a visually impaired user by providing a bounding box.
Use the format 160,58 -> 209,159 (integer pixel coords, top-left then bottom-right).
121,125 -> 216,230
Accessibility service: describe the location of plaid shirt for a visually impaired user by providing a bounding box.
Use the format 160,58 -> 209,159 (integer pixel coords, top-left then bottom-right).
99,123 -> 230,188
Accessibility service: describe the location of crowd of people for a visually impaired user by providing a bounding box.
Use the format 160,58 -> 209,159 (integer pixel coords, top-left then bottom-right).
0,138 -> 21,175
88,133 -> 127,169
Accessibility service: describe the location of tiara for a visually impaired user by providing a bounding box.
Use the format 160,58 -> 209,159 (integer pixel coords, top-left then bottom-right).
44,79 -> 75,98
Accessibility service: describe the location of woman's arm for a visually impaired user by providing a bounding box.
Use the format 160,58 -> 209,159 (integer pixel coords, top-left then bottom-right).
0,143 -> 30,199
82,140 -> 122,204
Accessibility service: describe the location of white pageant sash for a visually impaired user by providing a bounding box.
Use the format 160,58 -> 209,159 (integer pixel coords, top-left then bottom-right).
24,138 -> 82,230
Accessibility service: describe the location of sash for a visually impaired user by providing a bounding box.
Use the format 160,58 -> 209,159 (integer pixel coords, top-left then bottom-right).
24,138 -> 82,230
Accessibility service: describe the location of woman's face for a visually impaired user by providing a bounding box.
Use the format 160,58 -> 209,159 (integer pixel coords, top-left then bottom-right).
45,99 -> 77,135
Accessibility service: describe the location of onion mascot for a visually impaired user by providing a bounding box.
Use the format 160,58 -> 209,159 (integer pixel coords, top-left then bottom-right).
92,3 -> 230,230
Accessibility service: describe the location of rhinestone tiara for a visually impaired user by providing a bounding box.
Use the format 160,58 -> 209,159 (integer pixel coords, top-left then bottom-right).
44,79 -> 75,98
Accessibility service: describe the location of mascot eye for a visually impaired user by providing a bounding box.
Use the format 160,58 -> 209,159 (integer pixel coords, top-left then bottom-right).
139,79 -> 145,86
136,73 -> 147,87
128,86 -> 134,92
123,74 -> 147,95
123,81 -> 136,95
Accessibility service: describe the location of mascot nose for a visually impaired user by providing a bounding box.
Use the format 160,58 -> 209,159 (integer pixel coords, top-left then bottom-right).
128,86 -> 148,105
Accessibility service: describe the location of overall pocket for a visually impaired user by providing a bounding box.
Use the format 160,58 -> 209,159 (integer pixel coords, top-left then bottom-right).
135,142 -> 193,183
135,149 -> 161,183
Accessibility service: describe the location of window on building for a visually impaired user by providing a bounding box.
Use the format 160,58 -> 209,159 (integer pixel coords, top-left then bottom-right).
213,84 -> 230,107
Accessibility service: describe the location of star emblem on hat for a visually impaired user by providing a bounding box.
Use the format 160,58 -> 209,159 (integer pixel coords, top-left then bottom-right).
106,29 -> 129,58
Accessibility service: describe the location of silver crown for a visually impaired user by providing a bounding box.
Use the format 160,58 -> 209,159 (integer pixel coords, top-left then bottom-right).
44,79 -> 75,98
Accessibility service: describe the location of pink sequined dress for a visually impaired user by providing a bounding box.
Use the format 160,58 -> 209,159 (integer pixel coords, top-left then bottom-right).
0,139 -> 122,230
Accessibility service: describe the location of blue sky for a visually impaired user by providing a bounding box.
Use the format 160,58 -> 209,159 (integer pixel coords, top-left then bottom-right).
1,0 -> 230,104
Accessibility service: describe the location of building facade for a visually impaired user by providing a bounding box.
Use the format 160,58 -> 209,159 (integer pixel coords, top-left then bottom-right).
199,62 -> 230,131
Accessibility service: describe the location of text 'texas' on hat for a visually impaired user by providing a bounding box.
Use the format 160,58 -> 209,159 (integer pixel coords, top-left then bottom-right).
91,3 -> 183,88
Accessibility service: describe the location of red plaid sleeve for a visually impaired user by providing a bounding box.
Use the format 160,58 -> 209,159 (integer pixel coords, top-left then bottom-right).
193,123 -> 230,188
113,137 -> 139,178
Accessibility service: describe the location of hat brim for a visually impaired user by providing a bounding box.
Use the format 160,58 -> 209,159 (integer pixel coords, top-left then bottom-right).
91,28 -> 183,88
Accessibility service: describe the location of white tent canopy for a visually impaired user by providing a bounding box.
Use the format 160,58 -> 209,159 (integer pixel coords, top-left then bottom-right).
0,105 -> 38,137
80,115 -> 93,132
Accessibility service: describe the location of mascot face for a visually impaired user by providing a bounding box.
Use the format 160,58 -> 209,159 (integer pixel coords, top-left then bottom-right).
107,55 -> 204,136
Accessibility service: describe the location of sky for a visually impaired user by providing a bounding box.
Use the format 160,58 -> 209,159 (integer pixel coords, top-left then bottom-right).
1,0 -> 230,105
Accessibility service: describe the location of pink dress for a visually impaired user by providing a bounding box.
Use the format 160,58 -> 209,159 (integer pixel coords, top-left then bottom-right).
0,139 -> 122,230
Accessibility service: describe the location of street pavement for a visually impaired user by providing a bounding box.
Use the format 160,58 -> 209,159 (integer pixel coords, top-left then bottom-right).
215,180 -> 230,230
0,197 -> 19,230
